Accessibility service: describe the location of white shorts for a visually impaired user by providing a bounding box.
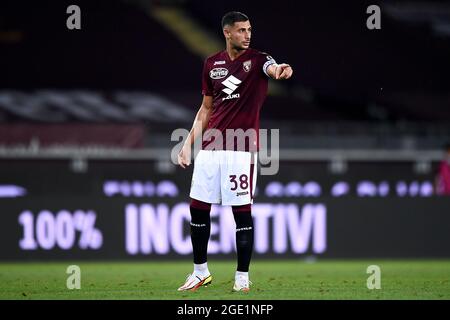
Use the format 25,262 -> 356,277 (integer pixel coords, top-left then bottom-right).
189,150 -> 257,206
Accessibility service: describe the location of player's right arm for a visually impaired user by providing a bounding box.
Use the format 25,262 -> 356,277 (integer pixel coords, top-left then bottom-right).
178,95 -> 213,168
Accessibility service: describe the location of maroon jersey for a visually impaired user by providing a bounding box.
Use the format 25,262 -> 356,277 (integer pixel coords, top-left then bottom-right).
201,48 -> 276,151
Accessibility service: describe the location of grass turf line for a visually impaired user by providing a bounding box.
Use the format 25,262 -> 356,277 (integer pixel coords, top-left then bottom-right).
0,260 -> 449,300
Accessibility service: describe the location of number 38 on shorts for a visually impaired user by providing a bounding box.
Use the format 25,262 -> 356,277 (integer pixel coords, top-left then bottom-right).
190,150 -> 257,206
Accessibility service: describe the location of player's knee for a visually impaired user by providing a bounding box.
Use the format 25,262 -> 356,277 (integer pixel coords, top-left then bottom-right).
190,198 -> 212,211
232,207 -> 253,229
189,199 -> 211,230
231,204 -> 252,214
235,215 -> 254,248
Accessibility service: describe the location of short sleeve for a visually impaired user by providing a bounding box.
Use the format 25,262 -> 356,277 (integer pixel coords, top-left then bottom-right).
261,53 -> 277,78
201,59 -> 213,96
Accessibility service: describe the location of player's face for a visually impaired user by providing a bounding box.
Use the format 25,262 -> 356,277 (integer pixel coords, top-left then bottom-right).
225,21 -> 252,51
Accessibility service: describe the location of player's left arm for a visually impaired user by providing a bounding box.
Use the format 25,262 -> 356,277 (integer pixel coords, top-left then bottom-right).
266,63 -> 293,80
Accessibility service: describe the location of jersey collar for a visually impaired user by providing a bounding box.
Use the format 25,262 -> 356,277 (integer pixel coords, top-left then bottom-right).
224,48 -> 251,63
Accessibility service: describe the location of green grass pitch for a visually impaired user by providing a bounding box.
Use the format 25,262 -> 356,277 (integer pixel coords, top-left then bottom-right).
0,260 -> 449,300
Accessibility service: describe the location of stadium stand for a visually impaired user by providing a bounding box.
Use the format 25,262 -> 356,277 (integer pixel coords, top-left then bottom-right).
0,0 -> 449,151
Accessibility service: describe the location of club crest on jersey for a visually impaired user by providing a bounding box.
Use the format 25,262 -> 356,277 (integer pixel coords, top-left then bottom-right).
243,60 -> 252,72
210,68 -> 229,79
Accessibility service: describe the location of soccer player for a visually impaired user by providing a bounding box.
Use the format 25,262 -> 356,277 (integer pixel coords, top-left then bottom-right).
177,11 -> 293,292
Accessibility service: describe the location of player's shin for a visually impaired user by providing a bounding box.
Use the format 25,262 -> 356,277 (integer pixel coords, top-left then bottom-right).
190,199 -> 212,269
232,205 -> 254,273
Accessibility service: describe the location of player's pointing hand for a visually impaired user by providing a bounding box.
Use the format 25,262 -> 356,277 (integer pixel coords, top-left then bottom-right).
275,64 -> 293,80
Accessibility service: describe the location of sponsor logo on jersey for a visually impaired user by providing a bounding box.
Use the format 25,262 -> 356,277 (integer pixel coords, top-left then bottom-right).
210,68 -> 229,79
221,75 -> 242,94
222,93 -> 240,101
213,60 -> 226,65
243,60 -> 252,72
221,75 -> 242,100
236,191 -> 249,197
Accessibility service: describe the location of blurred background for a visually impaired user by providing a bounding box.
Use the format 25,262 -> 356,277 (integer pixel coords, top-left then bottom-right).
1,0 -> 450,261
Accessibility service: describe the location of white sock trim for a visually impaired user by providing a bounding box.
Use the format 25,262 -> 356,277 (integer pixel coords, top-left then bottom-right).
194,262 -> 209,274
235,271 -> 248,279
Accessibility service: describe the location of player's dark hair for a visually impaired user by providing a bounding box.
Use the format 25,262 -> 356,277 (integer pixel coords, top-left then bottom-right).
221,11 -> 249,28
